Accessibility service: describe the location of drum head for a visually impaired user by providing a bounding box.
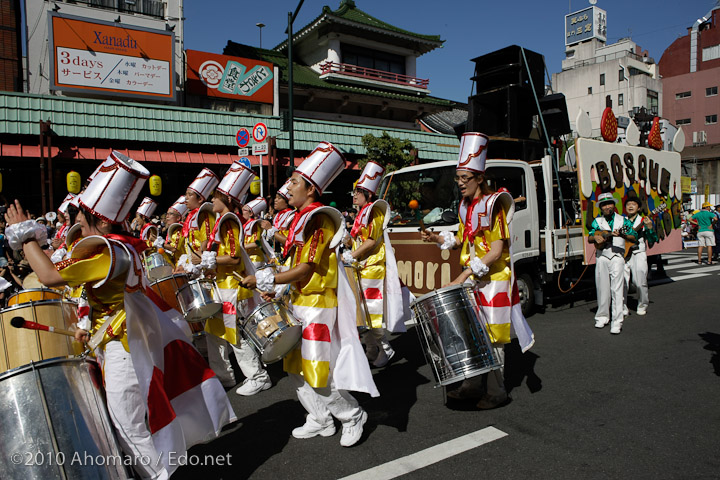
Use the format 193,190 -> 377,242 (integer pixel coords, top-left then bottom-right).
22,272 -> 44,289
261,325 -> 302,364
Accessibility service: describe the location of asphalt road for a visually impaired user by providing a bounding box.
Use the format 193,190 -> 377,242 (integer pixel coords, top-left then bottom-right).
174,252 -> 720,479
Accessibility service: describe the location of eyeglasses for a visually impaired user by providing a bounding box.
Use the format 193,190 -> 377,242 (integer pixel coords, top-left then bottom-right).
454,175 -> 475,184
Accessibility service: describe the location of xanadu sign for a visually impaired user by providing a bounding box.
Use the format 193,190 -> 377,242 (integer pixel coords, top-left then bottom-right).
575,138 -> 683,263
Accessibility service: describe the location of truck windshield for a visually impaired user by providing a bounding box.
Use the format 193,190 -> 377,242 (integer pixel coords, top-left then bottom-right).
378,165 -> 460,228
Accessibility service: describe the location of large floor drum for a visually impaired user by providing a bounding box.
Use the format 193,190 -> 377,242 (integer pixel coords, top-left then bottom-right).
0,358 -> 128,479
0,300 -> 81,373
411,284 -> 501,387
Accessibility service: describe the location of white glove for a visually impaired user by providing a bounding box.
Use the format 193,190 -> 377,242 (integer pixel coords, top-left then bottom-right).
342,250 -> 355,264
50,247 -> 67,264
201,251 -> 217,270
153,236 -> 165,249
469,257 -> 490,278
256,268 -> 275,292
438,230 -> 457,250
6,220 -> 48,251
0,277 -> 12,292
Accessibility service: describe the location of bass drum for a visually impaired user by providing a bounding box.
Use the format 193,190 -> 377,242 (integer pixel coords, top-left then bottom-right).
0,358 -> 129,479
410,284 -> 501,387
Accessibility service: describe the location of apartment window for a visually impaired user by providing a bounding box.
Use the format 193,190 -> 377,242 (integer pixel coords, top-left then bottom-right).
588,87 -> 593,94
618,93 -> 624,106
618,68 -> 625,82
647,90 -> 658,115
675,91 -> 692,99
600,73 -> 605,86
706,114 -> 718,125
707,86 -> 718,97
676,118 -> 691,125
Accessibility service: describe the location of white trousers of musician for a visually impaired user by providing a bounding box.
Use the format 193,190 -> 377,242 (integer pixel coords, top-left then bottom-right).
289,373 -> 363,428
624,252 -> 649,311
595,254 -> 625,327
104,341 -> 168,480
205,293 -> 269,387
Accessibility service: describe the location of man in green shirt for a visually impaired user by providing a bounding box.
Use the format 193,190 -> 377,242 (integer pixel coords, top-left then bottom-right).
691,203 -> 717,265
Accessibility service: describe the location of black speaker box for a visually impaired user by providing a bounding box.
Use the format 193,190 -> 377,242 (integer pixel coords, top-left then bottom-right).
468,85 -> 535,138
471,45 -> 545,97
538,93 -> 571,137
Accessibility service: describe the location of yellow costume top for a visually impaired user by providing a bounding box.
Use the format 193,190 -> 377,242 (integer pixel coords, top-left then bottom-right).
351,204 -> 386,269
244,221 -> 266,265
457,208 -> 511,282
215,220 -> 253,301
290,213 -> 338,309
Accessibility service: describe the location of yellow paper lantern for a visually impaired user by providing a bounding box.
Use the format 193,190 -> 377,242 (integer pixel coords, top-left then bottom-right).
66,171 -> 81,194
149,175 -> 162,196
250,176 -> 261,195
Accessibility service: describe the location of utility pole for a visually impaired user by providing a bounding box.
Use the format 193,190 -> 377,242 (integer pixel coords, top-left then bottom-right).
286,0 -> 305,169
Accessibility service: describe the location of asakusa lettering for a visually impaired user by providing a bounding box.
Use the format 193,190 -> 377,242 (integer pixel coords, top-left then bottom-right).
93,30 -> 138,49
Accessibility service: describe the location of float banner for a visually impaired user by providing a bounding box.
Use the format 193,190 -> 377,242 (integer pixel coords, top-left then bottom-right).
186,50 -> 274,105
49,13 -> 175,100
575,138 -> 682,264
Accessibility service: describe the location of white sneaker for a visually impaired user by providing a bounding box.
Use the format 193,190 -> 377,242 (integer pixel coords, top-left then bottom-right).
292,420 -> 336,439
623,306 -> 629,316
235,377 -> 272,396
594,319 -> 608,329
340,410 -> 368,447
610,324 -> 622,334
636,306 -> 647,316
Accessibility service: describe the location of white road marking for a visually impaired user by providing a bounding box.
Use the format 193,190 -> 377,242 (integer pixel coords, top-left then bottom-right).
664,273 -> 713,282
338,426 -> 508,480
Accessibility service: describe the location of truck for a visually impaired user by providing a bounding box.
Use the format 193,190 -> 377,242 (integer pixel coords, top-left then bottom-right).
379,46 -> 683,316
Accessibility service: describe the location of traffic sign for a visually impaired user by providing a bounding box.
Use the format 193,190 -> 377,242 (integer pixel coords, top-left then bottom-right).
236,128 -> 250,148
238,157 -> 252,169
252,143 -> 268,155
252,122 -> 268,143
237,148 -> 249,156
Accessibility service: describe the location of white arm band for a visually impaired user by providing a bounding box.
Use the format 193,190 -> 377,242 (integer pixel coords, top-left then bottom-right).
6,220 -> 48,251
342,250 -> 355,265
469,257 -> 490,278
256,268 -> 275,292
200,251 -> 217,270
438,230 -> 457,250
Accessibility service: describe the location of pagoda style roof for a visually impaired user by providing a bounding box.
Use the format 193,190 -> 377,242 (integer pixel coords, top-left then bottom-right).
274,0 -> 443,55
223,41 -> 453,107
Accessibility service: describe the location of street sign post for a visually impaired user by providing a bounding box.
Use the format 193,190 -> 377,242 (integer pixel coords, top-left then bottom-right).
238,157 -> 252,169
253,122 -> 268,143
236,128 -> 250,148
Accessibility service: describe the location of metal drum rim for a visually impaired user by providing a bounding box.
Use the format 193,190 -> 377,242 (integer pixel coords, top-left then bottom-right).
245,300 -> 288,321
149,272 -> 189,287
0,356 -> 94,381
411,283 -> 471,307
2,298 -> 76,313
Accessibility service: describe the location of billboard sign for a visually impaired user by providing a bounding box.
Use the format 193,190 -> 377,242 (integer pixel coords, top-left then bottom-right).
48,13 -> 175,100
565,6 -> 607,46
575,138 -> 682,264
186,50 -> 274,104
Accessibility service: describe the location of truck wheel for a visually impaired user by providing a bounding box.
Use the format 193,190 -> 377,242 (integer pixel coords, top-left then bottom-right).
516,273 -> 535,317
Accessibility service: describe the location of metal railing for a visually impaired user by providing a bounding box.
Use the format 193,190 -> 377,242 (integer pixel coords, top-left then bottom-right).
319,61 -> 429,89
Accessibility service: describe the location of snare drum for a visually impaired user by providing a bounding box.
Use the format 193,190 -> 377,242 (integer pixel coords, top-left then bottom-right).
143,251 -> 173,281
177,279 -> 223,323
149,273 -> 189,313
410,284 -> 501,387
7,288 -> 62,307
239,301 -> 302,364
0,358 -> 128,478
0,300 -> 81,373
343,264 -> 370,332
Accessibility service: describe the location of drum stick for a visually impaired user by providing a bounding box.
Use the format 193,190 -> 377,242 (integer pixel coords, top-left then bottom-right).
233,272 -> 246,282
10,317 -> 76,337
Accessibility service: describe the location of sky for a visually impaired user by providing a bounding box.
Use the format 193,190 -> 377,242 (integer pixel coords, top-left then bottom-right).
184,0 -> 717,103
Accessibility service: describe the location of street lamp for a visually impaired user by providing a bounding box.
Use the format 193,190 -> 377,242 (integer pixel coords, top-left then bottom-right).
256,23 -> 265,49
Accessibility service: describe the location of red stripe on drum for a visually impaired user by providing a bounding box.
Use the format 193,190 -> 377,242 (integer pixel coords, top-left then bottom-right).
364,287 -> 383,300
302,323 -> 331,342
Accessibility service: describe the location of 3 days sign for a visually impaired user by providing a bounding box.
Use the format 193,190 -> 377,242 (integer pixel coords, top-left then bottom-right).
186,50 -> 274,104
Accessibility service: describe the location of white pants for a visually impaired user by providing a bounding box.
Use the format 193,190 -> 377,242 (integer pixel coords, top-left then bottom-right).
595,255 -> 625,328
206,295 -> 269,387
104,341 -> 168,480
624,252 -> 649,310
289,373 -> 362,427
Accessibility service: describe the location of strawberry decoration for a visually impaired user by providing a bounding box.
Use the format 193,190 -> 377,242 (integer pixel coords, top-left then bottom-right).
600,107 -> 618,142
648,117 -> 663,150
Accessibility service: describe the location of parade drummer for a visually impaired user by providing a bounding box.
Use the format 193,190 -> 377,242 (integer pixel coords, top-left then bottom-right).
421,132 -> 535,409
344,161 -> 408,368
4,152 -> 170,478
242,197 -> 274,267
136,197 -> 159,246
623,194 -> 657,316
589,192 -> 637,334
203,161 -> 272,396
162,195 -> 188,266
242,141 -> 379,447
51,193 -> 79,250
264,181 -> 296,253
176,168 -> 219,273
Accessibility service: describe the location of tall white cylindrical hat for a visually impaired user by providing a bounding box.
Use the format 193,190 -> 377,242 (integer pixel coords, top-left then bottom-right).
217,161 -> 255,203
245,197 -> 267,217
79,151 -> 150,224
456,132 -> 489,173
277,179 -> 291,200
168,195 -> 188,217
295,142 -> 345,195
187,168 -> 219,201
356,161 -> 385,195
136,197 -> 158,219
57,193 -> 77,214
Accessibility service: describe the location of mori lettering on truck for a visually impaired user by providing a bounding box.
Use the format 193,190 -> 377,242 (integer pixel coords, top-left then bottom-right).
575,138 -> 682,264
